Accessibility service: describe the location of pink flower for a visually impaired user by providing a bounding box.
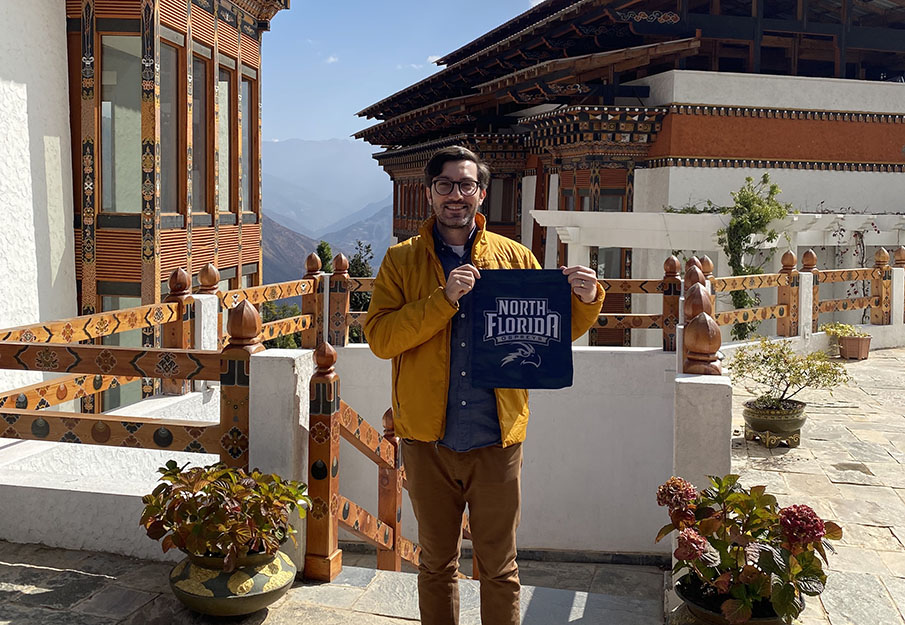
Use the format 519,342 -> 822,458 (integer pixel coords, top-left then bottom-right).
780,505 -> 825,545
657,477 -> 697,510
675,528 -> 708,561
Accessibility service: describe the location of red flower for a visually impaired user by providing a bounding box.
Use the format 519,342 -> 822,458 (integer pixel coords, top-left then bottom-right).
780,504 -> 825,545
657,476 -> 697,510
675,528 -> 708,561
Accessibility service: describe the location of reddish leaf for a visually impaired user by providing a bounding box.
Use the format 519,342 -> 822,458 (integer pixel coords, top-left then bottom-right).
655,523 -> 675,543
721,599 -> 752,624
823,521 -> 843,541
714,572 -> 731,594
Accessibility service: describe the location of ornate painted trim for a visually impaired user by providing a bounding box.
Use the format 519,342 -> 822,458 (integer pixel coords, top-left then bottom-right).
645,157 -> 905,172
669,104 -> 905,124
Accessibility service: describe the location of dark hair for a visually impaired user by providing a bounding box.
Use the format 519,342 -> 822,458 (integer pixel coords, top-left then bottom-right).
423,146 -> 491,189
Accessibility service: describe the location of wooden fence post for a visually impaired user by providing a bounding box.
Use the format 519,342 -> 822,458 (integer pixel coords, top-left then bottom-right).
871,247 -> 891,326
377,407 -> 403,572
219,300 -> 263,469
328,254 -> 351,347
777,250 -> 798,337
301,253 -> 323,349
895,246 -> 905,270
198,263 -> 220,295
700,254 -> 716,312
306,342 -> 343,581
683,280 -> 721,375
162,268 -> 192,395
802,249 -> 819,333
662,255 -> 681,352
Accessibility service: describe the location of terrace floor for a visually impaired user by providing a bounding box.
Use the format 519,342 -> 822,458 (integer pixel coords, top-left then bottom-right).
2,347 -> 904,624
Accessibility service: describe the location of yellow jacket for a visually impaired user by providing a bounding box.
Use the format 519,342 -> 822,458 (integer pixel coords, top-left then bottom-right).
364,214 -> 604,447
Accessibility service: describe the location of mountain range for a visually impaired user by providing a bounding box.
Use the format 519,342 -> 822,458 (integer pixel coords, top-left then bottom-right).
261,138 -> 395,283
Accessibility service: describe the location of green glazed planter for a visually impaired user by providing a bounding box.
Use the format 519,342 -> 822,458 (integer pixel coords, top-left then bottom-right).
675,576 -> 791,625
742,399 -> 807,448
169,550 -> 296,616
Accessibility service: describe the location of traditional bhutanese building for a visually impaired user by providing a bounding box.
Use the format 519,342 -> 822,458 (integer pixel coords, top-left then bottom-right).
0,0 -> 288,398
355,0 -> 905,346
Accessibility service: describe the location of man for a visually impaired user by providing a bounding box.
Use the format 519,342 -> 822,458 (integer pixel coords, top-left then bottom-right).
364,146 -> 604,625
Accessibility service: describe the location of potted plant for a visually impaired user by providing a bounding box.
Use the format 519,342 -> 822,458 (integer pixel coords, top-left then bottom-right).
820,322 -> 872,360
657,474 -> 842,625
140,461 -> 311,617
728,337 -> 849,448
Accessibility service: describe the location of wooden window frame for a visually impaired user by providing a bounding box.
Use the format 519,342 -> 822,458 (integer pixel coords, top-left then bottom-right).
239,71 -> 258,217
217,62 -> 238,216
191,51 -> 214,216
160,39 -> 186,217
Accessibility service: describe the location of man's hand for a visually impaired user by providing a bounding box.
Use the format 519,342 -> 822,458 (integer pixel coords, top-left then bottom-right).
445,264 -> 481,304
561,265 -> 599,304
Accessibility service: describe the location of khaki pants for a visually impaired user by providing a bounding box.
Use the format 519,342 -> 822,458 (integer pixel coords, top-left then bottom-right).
402,440 -> 523,625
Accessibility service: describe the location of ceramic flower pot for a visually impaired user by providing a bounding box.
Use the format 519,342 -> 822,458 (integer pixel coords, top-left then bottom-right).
742,399 -> 806,448
675,576 -> 790,625
169,550 -> 296,616
838,335 -> 870,360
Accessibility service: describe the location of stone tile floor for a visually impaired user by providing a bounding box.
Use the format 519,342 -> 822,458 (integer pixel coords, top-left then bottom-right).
686,346 -> 905,625
0,542 -> 666,624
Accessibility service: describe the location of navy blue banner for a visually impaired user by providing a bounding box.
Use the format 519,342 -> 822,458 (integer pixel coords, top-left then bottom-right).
470,270 -> 573,389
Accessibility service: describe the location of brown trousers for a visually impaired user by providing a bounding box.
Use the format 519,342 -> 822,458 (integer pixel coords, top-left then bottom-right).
402,440 -> 523,625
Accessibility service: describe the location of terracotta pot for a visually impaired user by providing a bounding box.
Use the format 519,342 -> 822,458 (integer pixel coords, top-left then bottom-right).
169,550 -> 296,616
838,335 -> 870,360
675,576 -> 789,625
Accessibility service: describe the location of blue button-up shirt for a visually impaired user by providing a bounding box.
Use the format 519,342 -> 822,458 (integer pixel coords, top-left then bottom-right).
433,226 -> 501,452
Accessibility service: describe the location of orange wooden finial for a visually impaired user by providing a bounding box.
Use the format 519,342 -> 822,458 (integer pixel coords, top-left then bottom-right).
875,247 -> 890,267
684,265 -> 705,288
227,300 -> 262,343
664,255 -> 681,278
167,267 -> 191,297
382,407 -> 395,440
333,253 -> 349,275
315,342 -> 337,372
684,282 -> 713,320
894,246 -> 905,268
198,263 -> 220,294
781,250 -> 797,271
683,313 -> 722,375
685,256 -> 702,272
802,249 -> 817,271
700,255 -> 714,277
305,253 -> 322,275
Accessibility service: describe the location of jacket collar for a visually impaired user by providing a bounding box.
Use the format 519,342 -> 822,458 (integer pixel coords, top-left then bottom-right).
419,213 -> 487,252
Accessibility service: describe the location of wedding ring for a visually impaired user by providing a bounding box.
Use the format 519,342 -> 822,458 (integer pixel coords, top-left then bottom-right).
579,280 -> 585,287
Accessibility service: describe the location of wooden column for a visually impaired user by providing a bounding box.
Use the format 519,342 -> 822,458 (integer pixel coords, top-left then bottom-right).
328,254 -> 351,347
802,249 -> 819,332
662,255 -> 681,352
377,408 -> 402,572
162,268 -> 192,395
871,247 -> 891,326
300,253 -> 323,349
306,342 -> 343,581
219,300 -> 263,469
79,0 -> 98,316
777,250 -> 799,337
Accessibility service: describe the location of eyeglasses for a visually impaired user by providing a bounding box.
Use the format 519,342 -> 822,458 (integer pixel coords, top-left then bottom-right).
432,179 -> 480,197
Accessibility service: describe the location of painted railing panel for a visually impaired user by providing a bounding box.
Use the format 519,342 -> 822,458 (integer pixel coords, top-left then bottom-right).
0,373 -> 138,410
0,302 -> 181,343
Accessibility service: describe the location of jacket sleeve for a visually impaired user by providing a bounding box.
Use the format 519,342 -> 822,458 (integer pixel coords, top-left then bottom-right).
570,283 -> 604,341
364,250 -> 457,360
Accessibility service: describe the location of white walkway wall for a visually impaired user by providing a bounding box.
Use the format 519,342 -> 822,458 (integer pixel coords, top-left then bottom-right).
0,0 -> 77,393
335,345 -> 675,556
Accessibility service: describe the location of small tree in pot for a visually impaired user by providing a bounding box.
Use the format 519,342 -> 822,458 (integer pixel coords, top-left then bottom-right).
820,322 -> 872,360
728,338 -> 849,448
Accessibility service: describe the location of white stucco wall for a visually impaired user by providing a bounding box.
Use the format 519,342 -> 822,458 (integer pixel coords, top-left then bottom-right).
627,69 -> 905,114
334,344 -> 675,556
0,0 -> 77,392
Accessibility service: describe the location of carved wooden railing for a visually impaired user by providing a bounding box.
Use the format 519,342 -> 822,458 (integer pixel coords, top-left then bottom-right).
304,343 -> 475,582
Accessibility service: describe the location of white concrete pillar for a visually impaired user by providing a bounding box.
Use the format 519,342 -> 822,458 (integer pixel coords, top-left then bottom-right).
567,243 -> 592,346
520,175 -> 537,248
193,294 -> 220,392
892,267 -> 904,327
798,271 -> 813,341
673,374 -> 732,489
543,174 -> 559,269
249,349 -> 316,573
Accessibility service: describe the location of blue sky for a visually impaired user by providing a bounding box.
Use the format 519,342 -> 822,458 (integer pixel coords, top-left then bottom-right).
261,0 -> 544,142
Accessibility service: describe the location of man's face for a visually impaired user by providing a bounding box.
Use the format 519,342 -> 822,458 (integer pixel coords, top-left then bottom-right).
426,160 -> 486,231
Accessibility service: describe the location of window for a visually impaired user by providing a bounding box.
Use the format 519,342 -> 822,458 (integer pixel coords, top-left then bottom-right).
598,191 -> 623,212
160,43 -> 179,212
240,77 -> 254,213
192,56 -> 209,213
101,36 -> 141,213
100,295 -> 143,409
218,67 -> 233,213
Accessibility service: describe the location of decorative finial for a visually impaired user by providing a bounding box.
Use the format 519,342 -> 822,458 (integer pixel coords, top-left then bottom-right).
167,267 -> 191,297
305,253 -> 322,275
875,247 -> 890,266
802,249 -> 817,271
684,265 -> 705,288
198,263 -> 220,294
781,250 -> 797,271
333,253 -> 349,275
664,255 -> 680,277
315,342 -> 337,372
226,300 -> 262,344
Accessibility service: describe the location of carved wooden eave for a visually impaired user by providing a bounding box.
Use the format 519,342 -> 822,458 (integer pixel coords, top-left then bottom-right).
373,133 -> 526,176
229,0 -> 289,21
520,105 -> 668,161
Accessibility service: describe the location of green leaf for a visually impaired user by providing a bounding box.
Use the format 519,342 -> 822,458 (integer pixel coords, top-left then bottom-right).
757,544 -> 784,575
771,581 -> 804,621
824,521 -> 843,541
796,577 -> 825,596
655,523 -> 675,543
720,598 -> 753,624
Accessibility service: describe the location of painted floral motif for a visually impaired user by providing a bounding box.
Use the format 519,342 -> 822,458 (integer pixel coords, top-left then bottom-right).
183,441 -> 205,453
94,317 -> 110,336
95,349 -> 117,374
330,494 -> 340,517
126,311 -> 139,328
310,421 -> 330,445
221,426 -> 249,459
122,435 -> 141,447
18,329 -> 37,343
309,497 -> 328,520
2,427 -> 20,439
62,418 -> 79,430
34,348 -> 59,371
154,352 -> 180,378
61,323 -> 75,343
153,307 -> 165,324
61,432 -> 82,444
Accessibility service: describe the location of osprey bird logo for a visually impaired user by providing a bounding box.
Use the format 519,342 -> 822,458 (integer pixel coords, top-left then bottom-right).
500,342 -> 542,368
